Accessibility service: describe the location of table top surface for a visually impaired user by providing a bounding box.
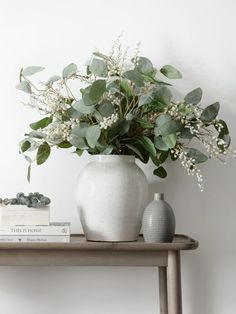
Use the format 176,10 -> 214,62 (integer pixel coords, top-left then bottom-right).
0,234 -> 198,251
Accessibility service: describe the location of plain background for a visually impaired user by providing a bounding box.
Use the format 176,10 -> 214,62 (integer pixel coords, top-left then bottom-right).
0,0 -> 236,313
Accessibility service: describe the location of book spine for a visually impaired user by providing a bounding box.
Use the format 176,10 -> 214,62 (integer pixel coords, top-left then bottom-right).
0,225 -> 70,236
0,235 -> 70,243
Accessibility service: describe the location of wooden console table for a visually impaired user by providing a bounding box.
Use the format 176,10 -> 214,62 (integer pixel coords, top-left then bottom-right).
0,234 -> 198,314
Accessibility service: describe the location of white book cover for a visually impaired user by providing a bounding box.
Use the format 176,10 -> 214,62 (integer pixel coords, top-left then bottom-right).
0,205 -> 50,226
0,235 -> 70,243
0,223 -> 70,236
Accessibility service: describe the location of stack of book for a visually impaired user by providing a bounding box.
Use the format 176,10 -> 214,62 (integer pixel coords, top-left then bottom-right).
0,193 -> 70,243
0,223 -> 70,243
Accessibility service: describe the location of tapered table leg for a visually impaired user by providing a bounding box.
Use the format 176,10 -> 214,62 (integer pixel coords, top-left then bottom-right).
159,267 -> 168,314
167,251 -> 182,314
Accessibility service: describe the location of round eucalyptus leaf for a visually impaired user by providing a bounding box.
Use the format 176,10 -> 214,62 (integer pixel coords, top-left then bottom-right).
98,100 -> 114,117
36,142 -> 51,165
200,102 -> 220,123
30,116 -> 53,130
136,57 -> 154,74
120,80 -> 133,97
153,87 -> 172,105
22,66 -> 45,77
154,136 -> 169,151
71,123 -> 89,138
215,119 -> 229,136
69,135 -> 88,150
62,63 -> 77,78
16,81 -> 32,94
21,140 -> 31,153
138,92 -> 153,107
88,80 -> 106,103
123,70 -> 144,87
90,59 -> 108,77
73,100 -> 95,114
160,65 -> 182,79
162,133 -> 176,149
153,166 -> 167,178
159,151 -> 169,163
155,114 -> 180,136
85,125 -> 101,148
184,88 -> 202,105
184,148 -> 208,163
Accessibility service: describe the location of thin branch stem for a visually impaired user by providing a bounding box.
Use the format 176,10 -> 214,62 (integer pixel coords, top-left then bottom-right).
64,82 -> 76,100
21,75 -> 44,92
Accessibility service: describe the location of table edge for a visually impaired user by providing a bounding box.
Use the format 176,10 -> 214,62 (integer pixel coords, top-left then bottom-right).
0,234 -> 198,251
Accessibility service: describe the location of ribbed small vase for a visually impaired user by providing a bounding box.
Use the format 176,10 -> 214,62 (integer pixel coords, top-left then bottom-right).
142,193 -> 175,243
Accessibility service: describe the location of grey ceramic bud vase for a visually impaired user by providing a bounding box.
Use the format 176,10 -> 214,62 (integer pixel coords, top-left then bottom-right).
142,193 -> 176,243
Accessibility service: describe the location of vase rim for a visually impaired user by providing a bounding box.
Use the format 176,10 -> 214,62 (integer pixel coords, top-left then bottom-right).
91,155 -> 135,163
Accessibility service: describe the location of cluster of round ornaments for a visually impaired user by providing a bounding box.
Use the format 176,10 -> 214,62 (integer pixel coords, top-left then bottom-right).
0,192 -> 51,208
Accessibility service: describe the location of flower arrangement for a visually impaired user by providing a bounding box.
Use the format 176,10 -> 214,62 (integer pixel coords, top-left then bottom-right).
17,39 -> 235,191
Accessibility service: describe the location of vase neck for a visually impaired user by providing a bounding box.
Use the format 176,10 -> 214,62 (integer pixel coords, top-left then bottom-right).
91,155 -> 135,163
154,193 -> 164,201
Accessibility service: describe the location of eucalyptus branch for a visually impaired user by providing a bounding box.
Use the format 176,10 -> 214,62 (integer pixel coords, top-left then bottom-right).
21,75 -> 44,92
16,40 -> 234,190
64,82 -> 76,100
64,82 -> 70,98
124,96 -> 136,116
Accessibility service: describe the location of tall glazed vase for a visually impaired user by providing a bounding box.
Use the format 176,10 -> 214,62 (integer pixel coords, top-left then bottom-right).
76,155 -> 148,242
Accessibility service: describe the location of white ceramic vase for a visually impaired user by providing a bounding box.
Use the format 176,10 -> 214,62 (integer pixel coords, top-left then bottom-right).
76,155 -> 148,242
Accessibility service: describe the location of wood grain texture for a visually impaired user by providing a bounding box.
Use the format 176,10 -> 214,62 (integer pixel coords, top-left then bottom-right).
0,234 -> 198,251
0,234 -> 198,267
167,251 -> 182,314
0,250 -> 168,266
159,267 -> 168,314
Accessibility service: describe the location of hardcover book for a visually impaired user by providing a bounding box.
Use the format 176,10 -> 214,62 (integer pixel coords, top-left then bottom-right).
0,222 -> 70,235
0,235 -> 70,243
0,205 -> 50,226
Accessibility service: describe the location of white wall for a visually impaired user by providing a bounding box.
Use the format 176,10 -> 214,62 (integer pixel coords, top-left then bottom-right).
0,0 -> 235,313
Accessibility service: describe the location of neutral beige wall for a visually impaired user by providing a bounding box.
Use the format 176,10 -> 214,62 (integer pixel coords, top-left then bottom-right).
0,0 -> 235,313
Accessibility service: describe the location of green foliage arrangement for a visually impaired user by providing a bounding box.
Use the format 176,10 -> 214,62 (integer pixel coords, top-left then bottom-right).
17,40 -> 235,191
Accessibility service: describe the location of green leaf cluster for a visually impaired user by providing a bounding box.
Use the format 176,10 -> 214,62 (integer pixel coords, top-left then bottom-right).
16,44 -> 232,187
